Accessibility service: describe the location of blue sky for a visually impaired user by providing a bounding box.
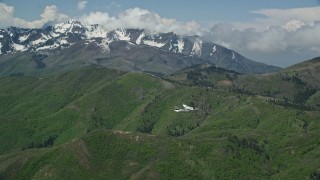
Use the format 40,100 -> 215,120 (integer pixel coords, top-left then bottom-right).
3,0 -> 319,22
1,0 -> 320,66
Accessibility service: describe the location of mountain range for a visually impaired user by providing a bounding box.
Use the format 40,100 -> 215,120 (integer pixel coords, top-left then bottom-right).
0,20 -> 280,76
0,56 -> 320,179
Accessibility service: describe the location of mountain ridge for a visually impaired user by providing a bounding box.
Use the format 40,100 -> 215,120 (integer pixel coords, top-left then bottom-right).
0,20 -> 280,76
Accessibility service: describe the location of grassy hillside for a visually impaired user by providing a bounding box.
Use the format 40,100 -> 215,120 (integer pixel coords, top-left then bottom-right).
0,65 -> 126,153
0,64 -> 320,179
167,61 -> 320,111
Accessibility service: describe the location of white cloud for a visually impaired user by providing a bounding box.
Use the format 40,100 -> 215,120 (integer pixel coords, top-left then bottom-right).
80,11 -> 114,25
204,6 -> 320,66
229,6 -> 320,32
78,1 -> 88,11
0,3 -> 68,28
79,7 -> 201,35
0,3 -> 200,35
246,27 -> 288,53
252,6 -> 320,25
283,19 -> 305,32
40,5 -> 69,23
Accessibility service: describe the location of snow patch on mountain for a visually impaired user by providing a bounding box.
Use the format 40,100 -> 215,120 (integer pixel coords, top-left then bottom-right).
0,35 -> 3,39
169,39 -> 184,53
31,33 -> 50,46
50,31 -> 60,38
53,22 -> 72,34
114,29 -> 131,41
58,38 -> 69,45
19,34 -> 30,42
42,33 -> 51,40
31,38 -> 46,46
177,39 -> 184,53
68,23 -> 75,33
143,40 -> 166,48
190,39 -> 202,57
136,32 -> 145,44
36,43 -> 60,51
210,46 -> 217,56
85,25 -> 107,39
127,41 -> 135,46
68,22 -> 83,33
0,43 -> 2,54
13,43 -> 27,52
213,46 -> 217,53
232,52 -> 235,59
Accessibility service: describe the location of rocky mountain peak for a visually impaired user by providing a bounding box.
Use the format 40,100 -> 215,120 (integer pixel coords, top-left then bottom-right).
0,21 -> 280,74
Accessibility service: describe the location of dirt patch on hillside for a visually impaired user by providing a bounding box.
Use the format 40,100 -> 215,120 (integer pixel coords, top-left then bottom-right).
219,80 -> 232,86
161,80 -> 175,90
71,139 -> 90,169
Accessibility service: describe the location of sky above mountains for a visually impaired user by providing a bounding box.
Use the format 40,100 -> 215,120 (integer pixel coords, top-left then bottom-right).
0,0 -> 320,67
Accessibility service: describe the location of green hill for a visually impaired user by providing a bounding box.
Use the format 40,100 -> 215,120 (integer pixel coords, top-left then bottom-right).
0,64 -> 320,179
167,60 -> 320,111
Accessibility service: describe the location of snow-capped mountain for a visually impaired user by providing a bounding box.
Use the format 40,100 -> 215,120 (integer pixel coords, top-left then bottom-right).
0,20 -> 280,76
